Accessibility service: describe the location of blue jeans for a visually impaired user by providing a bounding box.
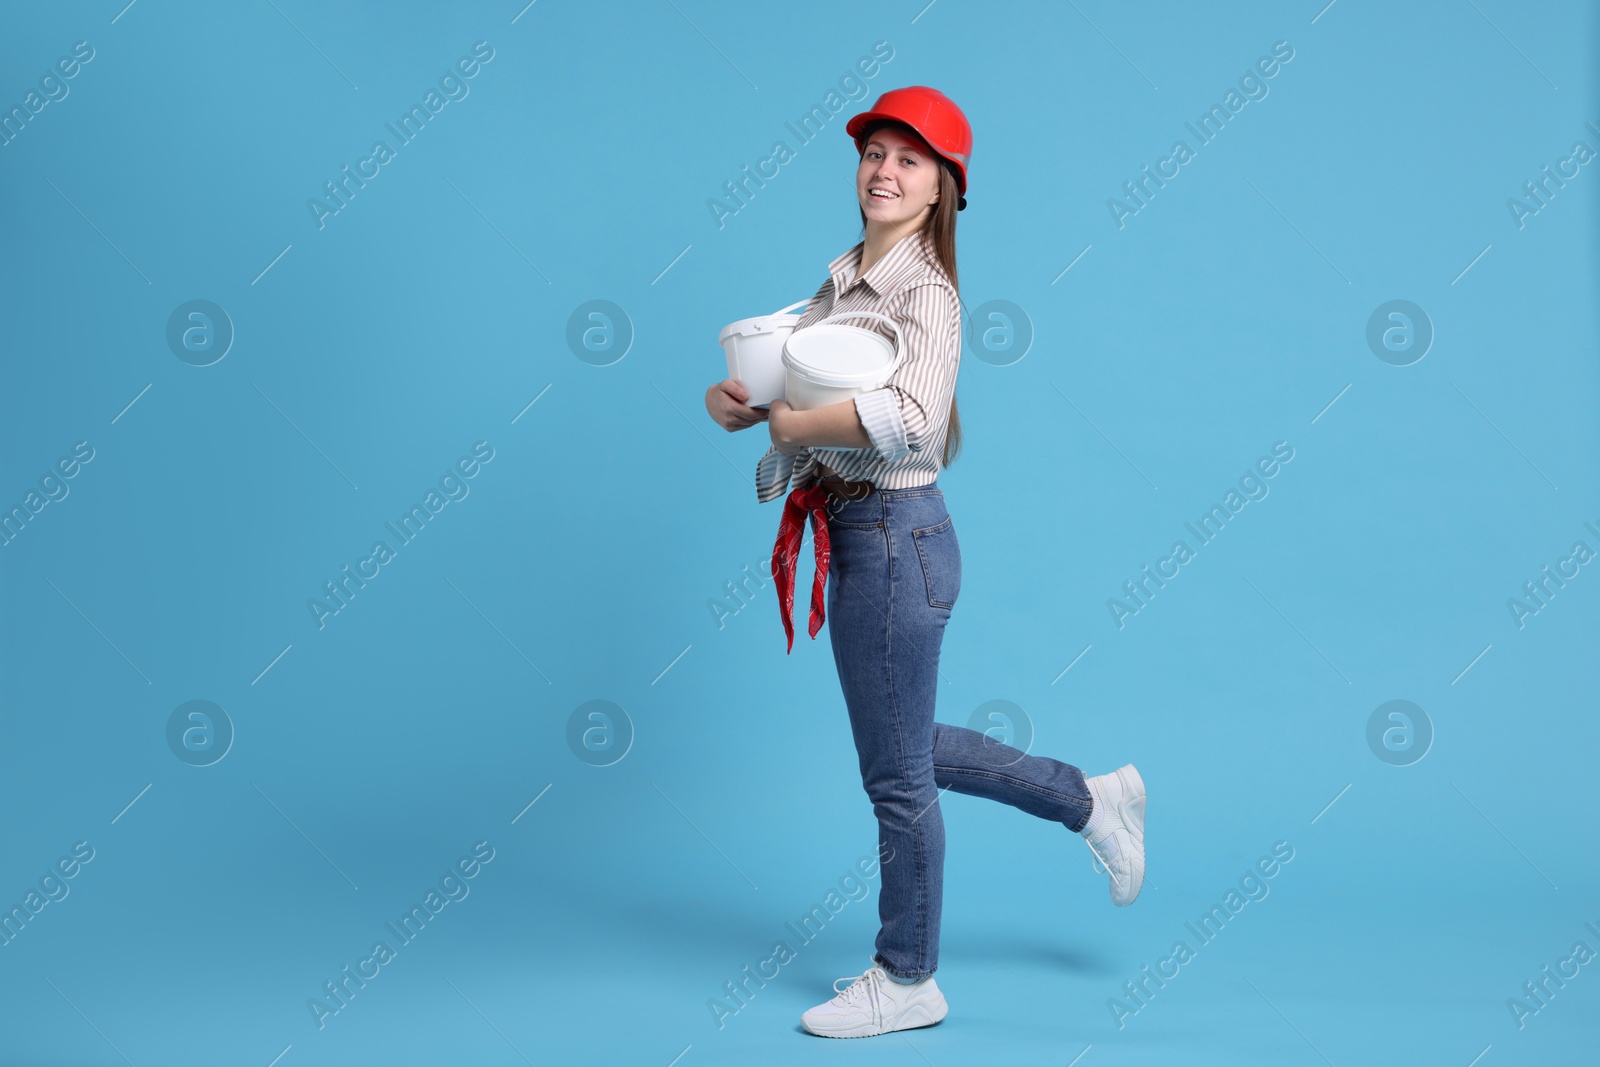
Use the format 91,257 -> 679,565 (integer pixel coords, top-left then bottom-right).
824,483 -> 1094,983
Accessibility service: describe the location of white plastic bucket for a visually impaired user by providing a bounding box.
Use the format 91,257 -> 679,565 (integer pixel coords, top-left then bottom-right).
781,311 -> 903,411
718,299 -> 811,409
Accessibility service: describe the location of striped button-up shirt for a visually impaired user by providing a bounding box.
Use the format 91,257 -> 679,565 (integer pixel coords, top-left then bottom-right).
754,230 -> 961,504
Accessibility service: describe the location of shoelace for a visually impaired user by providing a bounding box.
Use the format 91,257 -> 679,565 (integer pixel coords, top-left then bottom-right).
1084,835 -> 1128,891
830,962 -> 886,1029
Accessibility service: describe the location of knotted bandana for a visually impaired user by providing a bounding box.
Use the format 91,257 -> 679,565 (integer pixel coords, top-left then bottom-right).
772,483 -> 834,653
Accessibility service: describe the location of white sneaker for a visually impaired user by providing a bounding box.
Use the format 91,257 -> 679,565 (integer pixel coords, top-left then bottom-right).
1082,764 -> 1146,906
799,954 -> 948,1038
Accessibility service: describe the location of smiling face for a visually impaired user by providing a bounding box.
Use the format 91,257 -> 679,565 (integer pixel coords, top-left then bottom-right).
857,124 -> 941,229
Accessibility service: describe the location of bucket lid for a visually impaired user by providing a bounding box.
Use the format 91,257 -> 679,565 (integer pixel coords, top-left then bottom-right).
783,324 -> 897,387
719,311 -> 804,344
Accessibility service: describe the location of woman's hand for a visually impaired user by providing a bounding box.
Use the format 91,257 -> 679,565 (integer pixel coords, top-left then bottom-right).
766,399 -> 808,455
704,378 -> 769,431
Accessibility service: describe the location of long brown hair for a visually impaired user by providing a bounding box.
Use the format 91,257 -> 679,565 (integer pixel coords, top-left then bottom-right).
855,120 -> 963,469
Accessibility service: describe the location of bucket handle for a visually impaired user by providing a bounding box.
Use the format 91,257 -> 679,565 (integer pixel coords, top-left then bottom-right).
728,298 -> 811,340
813,311 -> 904,380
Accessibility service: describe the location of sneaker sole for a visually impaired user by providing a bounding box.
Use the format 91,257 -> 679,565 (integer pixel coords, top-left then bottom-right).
1113,764 -> 1146,905
1115,764 -> 1146,846
801,995 -> 948,1038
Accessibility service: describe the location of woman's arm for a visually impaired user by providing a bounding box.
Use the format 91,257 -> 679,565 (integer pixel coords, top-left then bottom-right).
849,283 -> 960,462
767,397 -> 872,452
705,378 -> 769,431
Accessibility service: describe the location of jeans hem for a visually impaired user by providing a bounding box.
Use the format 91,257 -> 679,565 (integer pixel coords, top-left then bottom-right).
934,762 -> 1094,830
876,954 -> 933,983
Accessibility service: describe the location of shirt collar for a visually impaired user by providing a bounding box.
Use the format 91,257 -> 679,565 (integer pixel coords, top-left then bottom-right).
828,230 -> 934,301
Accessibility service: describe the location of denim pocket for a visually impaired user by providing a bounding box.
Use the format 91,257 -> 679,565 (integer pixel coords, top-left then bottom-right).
827,499 -> 883,530
912,515 -> 961,609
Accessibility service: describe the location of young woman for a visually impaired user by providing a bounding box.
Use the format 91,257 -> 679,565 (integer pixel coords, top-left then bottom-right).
704,86 -> 1148,1040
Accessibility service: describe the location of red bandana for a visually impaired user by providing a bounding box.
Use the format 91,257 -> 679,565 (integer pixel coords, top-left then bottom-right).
771,483 -> 833,653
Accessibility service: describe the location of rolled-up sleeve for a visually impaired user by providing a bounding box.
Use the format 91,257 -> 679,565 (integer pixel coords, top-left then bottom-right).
852,389 -> 909,461
851,282 -> 960,464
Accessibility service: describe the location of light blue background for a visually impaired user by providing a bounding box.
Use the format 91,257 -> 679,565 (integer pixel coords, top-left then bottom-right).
2,1 -> 1596,1064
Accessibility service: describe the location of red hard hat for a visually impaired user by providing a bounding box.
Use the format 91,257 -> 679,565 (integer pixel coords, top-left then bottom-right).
846,86 -> 972,210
